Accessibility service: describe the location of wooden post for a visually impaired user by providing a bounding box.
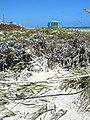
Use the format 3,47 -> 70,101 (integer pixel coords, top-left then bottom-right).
3,14 -> 5,24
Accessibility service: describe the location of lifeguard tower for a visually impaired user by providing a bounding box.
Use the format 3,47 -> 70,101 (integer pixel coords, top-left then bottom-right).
48,20 -> 59,28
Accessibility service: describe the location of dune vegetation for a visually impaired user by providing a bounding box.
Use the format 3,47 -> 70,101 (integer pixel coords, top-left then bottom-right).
0,25 -> 90,119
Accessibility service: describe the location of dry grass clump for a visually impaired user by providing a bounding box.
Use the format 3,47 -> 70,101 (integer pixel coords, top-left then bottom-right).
0,24 -> 24,31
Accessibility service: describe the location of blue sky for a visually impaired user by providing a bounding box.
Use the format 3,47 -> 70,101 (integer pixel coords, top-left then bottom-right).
0,0 -> 90,27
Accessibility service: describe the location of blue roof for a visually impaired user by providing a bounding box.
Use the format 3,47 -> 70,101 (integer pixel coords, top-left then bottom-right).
49,20 -> 59,23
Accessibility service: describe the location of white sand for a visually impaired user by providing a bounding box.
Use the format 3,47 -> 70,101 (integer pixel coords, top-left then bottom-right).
0,58 -> 90,120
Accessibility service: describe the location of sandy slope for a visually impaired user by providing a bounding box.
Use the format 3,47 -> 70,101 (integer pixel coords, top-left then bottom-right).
0,58 -> 90,120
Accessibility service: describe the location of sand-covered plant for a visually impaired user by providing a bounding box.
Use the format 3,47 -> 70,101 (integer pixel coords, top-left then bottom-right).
0,27 -> 90,119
